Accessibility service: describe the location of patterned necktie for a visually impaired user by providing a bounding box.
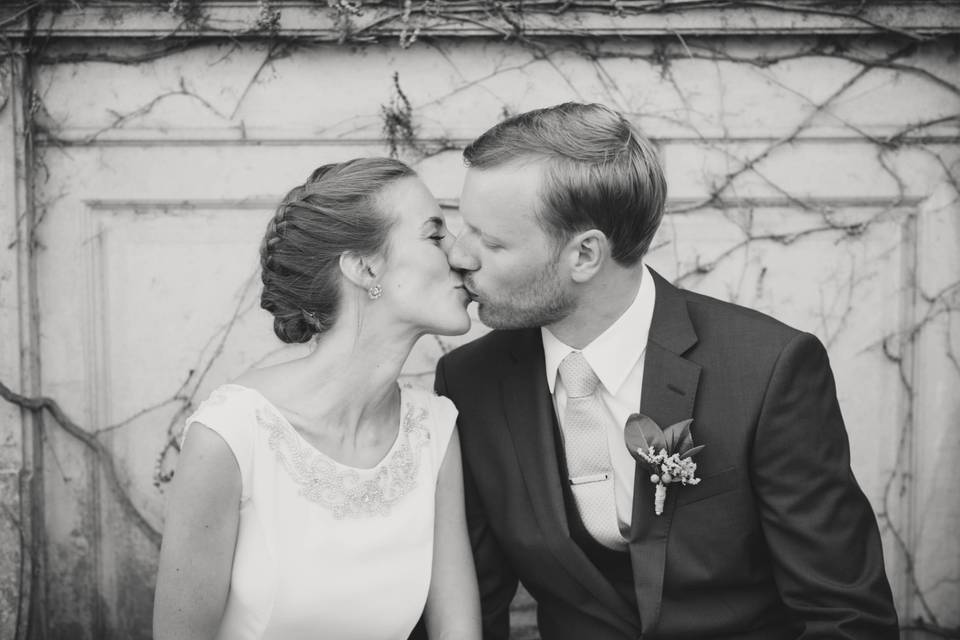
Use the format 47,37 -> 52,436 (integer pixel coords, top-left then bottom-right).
558,351 -> 626,551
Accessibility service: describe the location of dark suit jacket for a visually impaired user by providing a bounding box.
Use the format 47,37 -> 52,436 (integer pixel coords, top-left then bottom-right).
434,269 -> 898,640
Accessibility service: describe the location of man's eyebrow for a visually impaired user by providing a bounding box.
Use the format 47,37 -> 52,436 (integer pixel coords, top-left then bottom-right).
464,221 -> 499,241
463,220 -> 504,245
482,232 -> 506,246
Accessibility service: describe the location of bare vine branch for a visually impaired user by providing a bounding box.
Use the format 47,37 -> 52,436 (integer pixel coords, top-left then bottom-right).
0,380 -> 162,547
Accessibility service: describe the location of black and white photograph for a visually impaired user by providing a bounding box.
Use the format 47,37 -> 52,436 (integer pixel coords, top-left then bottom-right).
0,1 -> 958,638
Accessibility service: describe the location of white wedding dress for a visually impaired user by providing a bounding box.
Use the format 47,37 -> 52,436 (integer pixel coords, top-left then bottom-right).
183,383 -> 457,640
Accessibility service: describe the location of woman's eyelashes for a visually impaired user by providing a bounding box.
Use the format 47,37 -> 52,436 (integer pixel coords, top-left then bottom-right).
428,222 -> 448,245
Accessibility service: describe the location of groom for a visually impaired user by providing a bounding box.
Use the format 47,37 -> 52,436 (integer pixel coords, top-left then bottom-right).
434,103 -> 898,639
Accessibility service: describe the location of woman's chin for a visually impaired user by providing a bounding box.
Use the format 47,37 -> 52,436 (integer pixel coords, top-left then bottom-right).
431,313 -> 472,337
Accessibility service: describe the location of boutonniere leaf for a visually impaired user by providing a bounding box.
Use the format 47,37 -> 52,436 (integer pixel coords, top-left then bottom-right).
623,413 -> 665,453
624,413 -> 705,515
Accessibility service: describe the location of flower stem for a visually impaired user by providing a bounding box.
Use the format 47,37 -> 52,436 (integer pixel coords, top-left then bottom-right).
654,482 -> 666,515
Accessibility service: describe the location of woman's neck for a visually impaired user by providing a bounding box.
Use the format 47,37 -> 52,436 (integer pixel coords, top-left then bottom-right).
263,312 -> 419,447
311,322 -> 413,405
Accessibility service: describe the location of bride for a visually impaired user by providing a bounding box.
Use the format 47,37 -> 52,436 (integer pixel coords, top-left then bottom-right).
153,158 -> 481,639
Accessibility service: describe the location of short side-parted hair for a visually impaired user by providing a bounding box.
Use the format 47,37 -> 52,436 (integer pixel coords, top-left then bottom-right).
463,102 -> 666,266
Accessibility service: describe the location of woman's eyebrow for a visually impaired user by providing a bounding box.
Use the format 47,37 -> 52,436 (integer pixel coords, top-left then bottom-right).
421,216 -> 444,229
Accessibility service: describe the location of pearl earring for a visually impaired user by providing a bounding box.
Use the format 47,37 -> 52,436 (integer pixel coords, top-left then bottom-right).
367,284 -> 383,300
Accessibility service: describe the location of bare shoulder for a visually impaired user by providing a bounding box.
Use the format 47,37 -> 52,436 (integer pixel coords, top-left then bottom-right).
177,419 -> 241,486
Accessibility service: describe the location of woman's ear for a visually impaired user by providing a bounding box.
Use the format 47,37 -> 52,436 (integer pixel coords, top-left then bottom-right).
566,230 -> 607,283
339,252 -> 380,290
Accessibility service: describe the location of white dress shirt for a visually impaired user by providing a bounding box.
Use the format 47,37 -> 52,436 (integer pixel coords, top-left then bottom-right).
541,264 -> 656,529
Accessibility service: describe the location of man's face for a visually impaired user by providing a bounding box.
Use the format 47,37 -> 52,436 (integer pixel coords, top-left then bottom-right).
449,162 -> 575,329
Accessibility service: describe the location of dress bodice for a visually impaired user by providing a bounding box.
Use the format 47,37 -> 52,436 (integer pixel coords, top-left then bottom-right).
182,384 -> 458,640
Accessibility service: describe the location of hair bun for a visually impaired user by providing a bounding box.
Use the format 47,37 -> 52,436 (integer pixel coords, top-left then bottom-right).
272,311 -> 317,344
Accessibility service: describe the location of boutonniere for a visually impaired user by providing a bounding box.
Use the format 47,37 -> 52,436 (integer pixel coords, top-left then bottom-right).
624,414 -> 705,515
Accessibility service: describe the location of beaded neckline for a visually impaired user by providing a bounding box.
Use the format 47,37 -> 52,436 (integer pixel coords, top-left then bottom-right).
221,385 -> 431,518
230,384 -> 406,471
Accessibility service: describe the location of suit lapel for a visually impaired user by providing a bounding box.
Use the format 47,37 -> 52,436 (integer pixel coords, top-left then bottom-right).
629,269 -> 702,635
501,330 -> 639,632
500,334 -> 567,538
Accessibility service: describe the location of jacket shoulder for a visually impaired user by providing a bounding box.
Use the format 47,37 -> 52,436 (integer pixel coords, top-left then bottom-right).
440,328 -> 524,369
679,286 -> 804,350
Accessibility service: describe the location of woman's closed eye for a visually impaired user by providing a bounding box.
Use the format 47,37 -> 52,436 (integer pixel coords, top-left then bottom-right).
423,216 -> 449,246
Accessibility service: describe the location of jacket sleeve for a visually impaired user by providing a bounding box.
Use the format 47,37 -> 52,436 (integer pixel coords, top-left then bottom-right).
435,355 -> 518,640
751,332 -> 899,639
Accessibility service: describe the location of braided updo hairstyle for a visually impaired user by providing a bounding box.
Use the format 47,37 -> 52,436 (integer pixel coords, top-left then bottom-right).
259,158 -> 416,343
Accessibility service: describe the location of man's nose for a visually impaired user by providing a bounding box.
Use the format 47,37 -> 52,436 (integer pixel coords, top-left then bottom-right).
446,234 -> 479,272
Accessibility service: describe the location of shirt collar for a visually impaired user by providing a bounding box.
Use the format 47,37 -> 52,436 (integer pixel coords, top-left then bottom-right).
542,263 -> 656,396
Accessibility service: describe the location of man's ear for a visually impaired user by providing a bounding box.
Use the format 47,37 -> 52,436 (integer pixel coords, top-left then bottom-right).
566,230 -> 607,283
339,252 -> 381,290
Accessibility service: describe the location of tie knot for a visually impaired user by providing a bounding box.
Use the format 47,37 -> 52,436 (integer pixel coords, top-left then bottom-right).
558,351 -> 600,398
